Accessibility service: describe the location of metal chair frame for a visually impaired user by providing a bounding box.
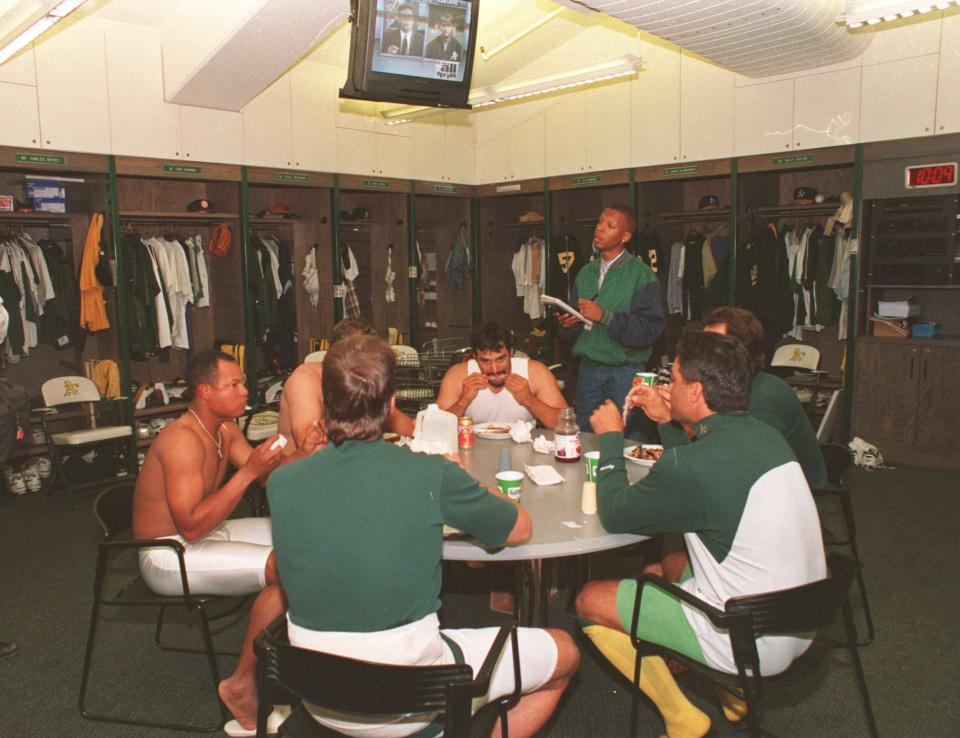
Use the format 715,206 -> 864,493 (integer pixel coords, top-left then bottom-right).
813,444 -> 875,647
627,552 -> 878,738
254,616 -> 522,738
37,376 -> 135,504
79,481 -> 249,733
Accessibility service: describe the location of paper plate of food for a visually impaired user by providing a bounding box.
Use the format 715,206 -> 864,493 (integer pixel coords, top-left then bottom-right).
474,423 -> 513,440
624,444 -> 664,467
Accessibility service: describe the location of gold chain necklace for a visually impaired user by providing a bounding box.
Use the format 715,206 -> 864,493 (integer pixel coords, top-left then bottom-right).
188,408 -> 223,459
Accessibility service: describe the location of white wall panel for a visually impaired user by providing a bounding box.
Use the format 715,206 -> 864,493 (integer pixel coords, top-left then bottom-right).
105,27 -> 182,159
860,55 -> 938,142
0,81 -> 40,147
291,63 -> 338,170
680,53 -> 733,162
734,79 -> 794,156
936,13 -> 960,135
34,19 -> 111,152
794,67 -> 861,149
180,106 -> 243,163
586,83 -> 631,171
630,39 -> 680,166
242,75 -> 293,168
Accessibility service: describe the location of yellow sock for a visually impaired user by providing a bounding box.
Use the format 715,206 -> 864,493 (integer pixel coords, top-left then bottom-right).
715,686 -> 748,722
583,625 -> 710,738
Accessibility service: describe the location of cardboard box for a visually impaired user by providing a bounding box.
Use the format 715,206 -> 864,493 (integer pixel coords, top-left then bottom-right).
34,199 -> 66,213
876,300 -> 920,319
25,179 -> 65,200
0,194 -> 13,212
870,315 -> 910,337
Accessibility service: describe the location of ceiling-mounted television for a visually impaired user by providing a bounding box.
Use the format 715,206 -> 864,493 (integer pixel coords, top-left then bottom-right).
340,0 -> 479,109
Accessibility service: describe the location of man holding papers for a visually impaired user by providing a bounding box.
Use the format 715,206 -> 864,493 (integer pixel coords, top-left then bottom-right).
556,206 -> 664,439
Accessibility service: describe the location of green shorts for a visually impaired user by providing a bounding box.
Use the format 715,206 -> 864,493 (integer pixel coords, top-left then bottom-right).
615,566 -> 706,665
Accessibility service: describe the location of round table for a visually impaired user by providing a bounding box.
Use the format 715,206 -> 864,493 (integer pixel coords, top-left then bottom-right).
443,431 -> 650,624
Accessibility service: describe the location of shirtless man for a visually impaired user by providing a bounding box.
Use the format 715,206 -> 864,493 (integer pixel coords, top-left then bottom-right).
437,321 -> 567,429
277,319 -> 415,454
133,350 -> 291,731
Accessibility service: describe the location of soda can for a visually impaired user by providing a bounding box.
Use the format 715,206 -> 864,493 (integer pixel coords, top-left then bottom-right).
458,416 -> 475,449
633,372 -> 658,387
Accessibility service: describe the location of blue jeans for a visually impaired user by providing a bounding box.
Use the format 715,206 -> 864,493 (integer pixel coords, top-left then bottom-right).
576,363 -> 651,441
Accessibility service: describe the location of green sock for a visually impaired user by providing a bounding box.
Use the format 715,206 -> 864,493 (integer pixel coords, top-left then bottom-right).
583,625 -> 711,738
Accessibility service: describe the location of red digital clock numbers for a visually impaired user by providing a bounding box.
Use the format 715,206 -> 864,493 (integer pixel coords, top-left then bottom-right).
904,162 -> 957,189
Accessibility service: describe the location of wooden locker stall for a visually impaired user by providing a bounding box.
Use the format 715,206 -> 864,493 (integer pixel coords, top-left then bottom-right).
337,176 -> 410,343
0,148 -> 123,472
246,168 -> 334,368
635,159 -> 733,362
547,170 -> 633,396
475,179 -> 547,358
113,157 -> 244,389
738,146 -> 856,379
0,148 -> 118,395
412,181 -> 475,350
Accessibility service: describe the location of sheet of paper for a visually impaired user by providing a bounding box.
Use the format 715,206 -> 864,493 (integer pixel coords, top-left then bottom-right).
539,294 -> 593,328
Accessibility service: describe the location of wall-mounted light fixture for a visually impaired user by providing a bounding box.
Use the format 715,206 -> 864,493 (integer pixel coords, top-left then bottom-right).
0,0 -> 89,65
838,0 -> 957,29
381,53 -> 642,125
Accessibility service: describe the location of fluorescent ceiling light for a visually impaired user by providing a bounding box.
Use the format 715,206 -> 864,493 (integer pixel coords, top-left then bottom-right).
479,8 -> 564,62
0,0 -> 89,65
382,53 -> 642,125
838,0 -> 956,28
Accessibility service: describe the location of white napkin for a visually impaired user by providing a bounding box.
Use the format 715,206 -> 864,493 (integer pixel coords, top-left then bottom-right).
523,463 -> 564,486
510,421 -> 535,443
532,435 -> 555,454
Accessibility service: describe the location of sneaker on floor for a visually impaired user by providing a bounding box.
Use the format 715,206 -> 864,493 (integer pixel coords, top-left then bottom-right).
35,457 -> 52,479
7,472 -> 26,495
23,465 -> 41,492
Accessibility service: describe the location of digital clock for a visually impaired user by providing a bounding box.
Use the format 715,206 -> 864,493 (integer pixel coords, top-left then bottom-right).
904,162 -> 957,189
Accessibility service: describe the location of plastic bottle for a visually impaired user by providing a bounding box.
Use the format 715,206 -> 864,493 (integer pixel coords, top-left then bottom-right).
553,407 -> 581,463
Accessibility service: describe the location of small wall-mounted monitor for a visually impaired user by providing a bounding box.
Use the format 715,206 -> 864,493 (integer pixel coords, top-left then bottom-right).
340,0 -> 479,109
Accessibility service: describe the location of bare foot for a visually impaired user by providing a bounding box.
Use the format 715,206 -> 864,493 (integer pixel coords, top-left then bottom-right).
219,676 -> 258,730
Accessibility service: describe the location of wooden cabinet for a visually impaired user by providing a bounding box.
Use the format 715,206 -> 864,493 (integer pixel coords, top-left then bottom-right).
852,338 -> 960,469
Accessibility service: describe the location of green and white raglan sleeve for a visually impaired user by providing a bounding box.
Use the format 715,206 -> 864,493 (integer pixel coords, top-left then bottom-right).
597,431 -> 707,536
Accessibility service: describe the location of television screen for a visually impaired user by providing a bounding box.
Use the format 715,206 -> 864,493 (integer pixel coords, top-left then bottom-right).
340,0 -> 479,109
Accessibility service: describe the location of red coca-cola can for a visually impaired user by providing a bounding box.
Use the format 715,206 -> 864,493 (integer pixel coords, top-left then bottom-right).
458,416 -> 475,449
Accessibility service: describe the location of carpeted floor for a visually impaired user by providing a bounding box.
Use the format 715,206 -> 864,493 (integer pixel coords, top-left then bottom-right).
1,462 -> 957,737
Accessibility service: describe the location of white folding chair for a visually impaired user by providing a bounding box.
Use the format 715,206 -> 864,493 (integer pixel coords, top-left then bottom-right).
770,344 -> 825,422
38,376 -> 133,501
